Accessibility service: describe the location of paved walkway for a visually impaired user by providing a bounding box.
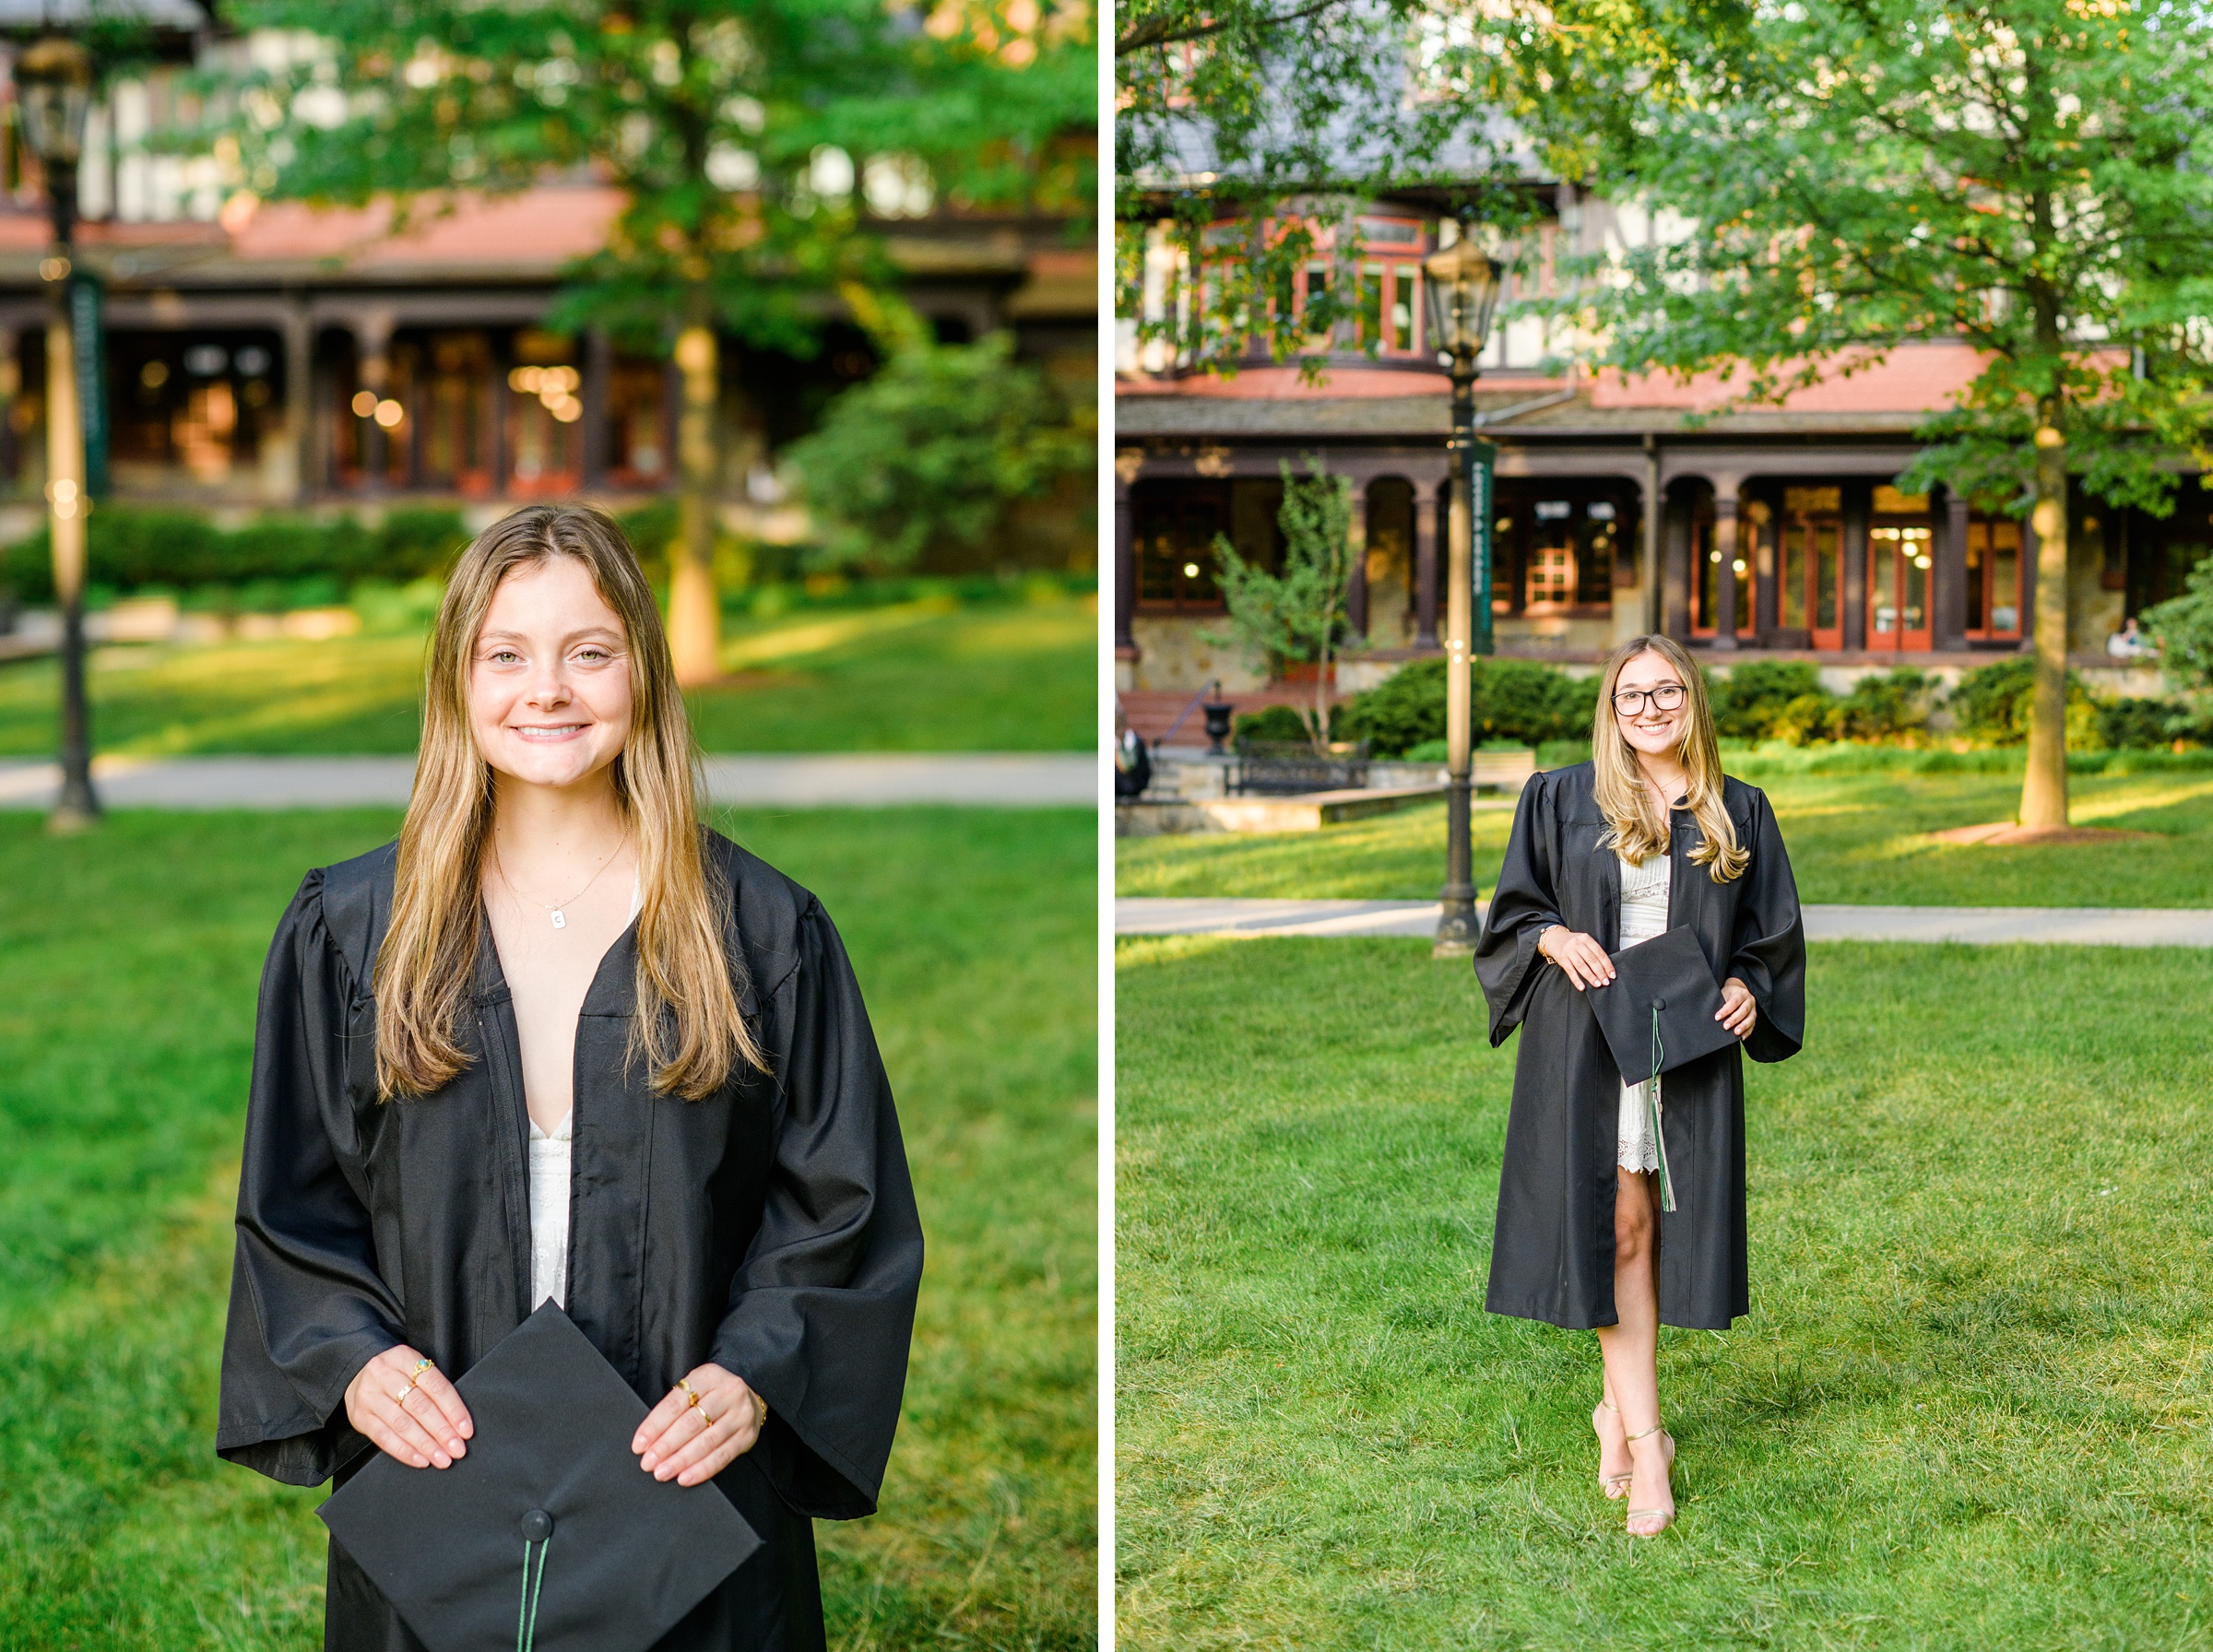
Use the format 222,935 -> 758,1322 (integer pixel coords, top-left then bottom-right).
0,752 -> 1097,810
1117,896 -> 2213,948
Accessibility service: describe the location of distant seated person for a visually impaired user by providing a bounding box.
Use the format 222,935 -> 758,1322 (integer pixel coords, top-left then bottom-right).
2106,616 -> 2158,659
1115,714 -> 1153,800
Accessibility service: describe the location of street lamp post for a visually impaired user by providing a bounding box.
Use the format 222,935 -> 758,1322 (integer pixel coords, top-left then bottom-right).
1423,229 -> 1501,958
18,36 -> 99,830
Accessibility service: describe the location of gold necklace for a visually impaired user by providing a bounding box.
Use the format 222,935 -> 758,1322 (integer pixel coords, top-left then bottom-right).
494,833 -> 628,930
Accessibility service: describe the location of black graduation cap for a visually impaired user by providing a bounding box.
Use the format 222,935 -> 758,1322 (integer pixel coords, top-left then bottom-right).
319,1304 -> 762,1652
1587,926 -> 1739,1214
1589,924 -> 1739,1085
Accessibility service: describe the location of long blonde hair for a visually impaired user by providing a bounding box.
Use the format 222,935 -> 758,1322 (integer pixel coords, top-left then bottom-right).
1590,633 -> 1749,882
374,504 -> 764,1101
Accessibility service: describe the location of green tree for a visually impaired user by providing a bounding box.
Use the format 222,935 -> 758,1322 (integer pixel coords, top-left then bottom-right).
2144,553 -> 2213,693
1513,0 -> 2213,827
784,330 -> 1093,572
208,0 -> 1089,681
1210,456 -> 1357,751
1115,0 -> 1527,377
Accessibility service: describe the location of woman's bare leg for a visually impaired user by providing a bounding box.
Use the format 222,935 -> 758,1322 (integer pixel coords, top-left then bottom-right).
1595,1167 -> 1675,1531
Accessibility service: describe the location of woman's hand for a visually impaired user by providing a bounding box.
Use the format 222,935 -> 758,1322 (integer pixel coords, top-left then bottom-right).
344,1345 -> 473,1469
1537,925 -> 1615,991
1717,976 -> 1758,1039
633,1363 -> 767,1487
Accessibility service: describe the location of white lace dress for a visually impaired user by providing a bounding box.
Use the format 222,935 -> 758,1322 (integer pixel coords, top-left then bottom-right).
1615,852 -> 1671,1174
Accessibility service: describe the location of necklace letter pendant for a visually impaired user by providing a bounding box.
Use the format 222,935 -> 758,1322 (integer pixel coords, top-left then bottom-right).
550,909 -> 567,930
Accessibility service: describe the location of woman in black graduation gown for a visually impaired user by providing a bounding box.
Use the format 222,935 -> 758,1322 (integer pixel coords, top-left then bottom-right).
217,505 -> 923,1649
1474,634 -> 1804,1537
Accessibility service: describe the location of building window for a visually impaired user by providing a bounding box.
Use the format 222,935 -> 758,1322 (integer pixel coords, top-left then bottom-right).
1134,482 -> 1226,611
1212,214 -> 1430,360
505,329 -> 585,494
1134,478 -> 1288,611
1689,512 -> 1749,636
1864,487 -> 1934,648
1776,485 -> 1843,646
1965,515 -> 2022,638
109,330 -> 284,490
608,358 -> 670,485
1496,486 -> 1627,617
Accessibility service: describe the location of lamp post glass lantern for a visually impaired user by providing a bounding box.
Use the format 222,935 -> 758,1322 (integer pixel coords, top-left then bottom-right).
17,35 -> 100,828
1422,228 -> 1502,956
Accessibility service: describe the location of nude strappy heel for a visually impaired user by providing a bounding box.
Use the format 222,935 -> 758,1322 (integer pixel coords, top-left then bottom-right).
1592,1398 -> 1632,1498
1623,1423 -> 1676,1536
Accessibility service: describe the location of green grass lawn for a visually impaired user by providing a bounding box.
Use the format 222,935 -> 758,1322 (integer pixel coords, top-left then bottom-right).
0,593 -> 1095,756
1118,767 -> 2213,906
0,808 -> 1094,1650
1117,936 -> 2213,1650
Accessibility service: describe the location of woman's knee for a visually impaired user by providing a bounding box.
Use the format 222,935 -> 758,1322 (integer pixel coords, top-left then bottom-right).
1614,1185 -> 1655,1259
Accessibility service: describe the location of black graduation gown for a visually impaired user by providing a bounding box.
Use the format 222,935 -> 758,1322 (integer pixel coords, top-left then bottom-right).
216,832 -> 924,1652
1473,762 -> 1805,1332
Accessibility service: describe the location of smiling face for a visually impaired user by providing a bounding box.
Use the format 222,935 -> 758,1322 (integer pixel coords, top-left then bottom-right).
467,555 -> 634,792
1611,648 -> 1688,761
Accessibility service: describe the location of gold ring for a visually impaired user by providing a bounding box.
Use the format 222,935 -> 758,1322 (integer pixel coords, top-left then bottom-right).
677,1378 -> 701,1408
697,1405 -> 716,1429
406,1359 -> 432,1389
391,1386 -> 412,1405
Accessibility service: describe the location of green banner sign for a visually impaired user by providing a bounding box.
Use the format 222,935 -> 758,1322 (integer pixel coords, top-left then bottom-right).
67,272 -> 106,500
1470,435 -> 1496,656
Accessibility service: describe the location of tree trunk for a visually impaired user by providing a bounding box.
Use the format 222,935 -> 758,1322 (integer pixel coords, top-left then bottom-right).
668,284 -> 721,687
2018,414 -> 2070,830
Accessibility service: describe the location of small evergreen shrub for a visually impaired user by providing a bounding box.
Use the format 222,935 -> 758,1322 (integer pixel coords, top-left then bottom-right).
1710,659 -> 1827,740
0,507 -> 468,602
1835,667 -> 1935,742
1946,656 -> 2101,747
1333,658 -> 1598,758
1233,704 -> 1311,745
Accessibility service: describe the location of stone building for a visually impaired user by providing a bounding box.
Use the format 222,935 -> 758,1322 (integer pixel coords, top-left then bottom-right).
1114,196 -> 2200,717
0,35 -> 1093,542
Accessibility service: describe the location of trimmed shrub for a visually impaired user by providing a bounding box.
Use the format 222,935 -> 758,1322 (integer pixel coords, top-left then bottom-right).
1836,667 -> 1935,742
0,507 -> 468,602
2095,694 -> 2213,749
1233,704 -> 1310,745
1710,659 -> 1827,740
1772,692 -> 1842,745
1946,656 -> 2101,747
1334,658 -> 1598,759
1336,658 -> 1446,756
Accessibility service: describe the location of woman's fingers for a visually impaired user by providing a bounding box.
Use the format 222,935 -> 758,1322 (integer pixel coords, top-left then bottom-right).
637,1399 -> 708,1470
661,1397 -> 763,1487
1570,938 -> 1614,990
1546,930 -> 1615,991
639,1366 -> 764,1483
343,1347 -> 467,1469
1716,980 -> 1757,1036
408,1364 -> 473,1452
383,1386 -> 455,1469
633,1385 -> 696,1458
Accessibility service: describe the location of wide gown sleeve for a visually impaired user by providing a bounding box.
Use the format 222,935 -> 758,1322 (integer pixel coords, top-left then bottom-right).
217,872 -> 407,1486
1727,787 -> 1806,1065
711,898 -> 924,1522
1473,773 -> 1567,1046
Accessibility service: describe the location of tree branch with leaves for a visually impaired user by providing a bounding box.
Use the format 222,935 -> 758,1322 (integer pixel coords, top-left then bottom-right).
1506,0 -> 2213,827
207,0 -> 1090,681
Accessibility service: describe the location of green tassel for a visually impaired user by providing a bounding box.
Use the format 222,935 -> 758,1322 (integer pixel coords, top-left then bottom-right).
517,1538 -> 547,1652
1648,1003 -> 1677,1213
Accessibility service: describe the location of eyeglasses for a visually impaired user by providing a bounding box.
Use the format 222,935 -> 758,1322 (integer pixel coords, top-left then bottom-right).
1612,682 -> 1686,715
